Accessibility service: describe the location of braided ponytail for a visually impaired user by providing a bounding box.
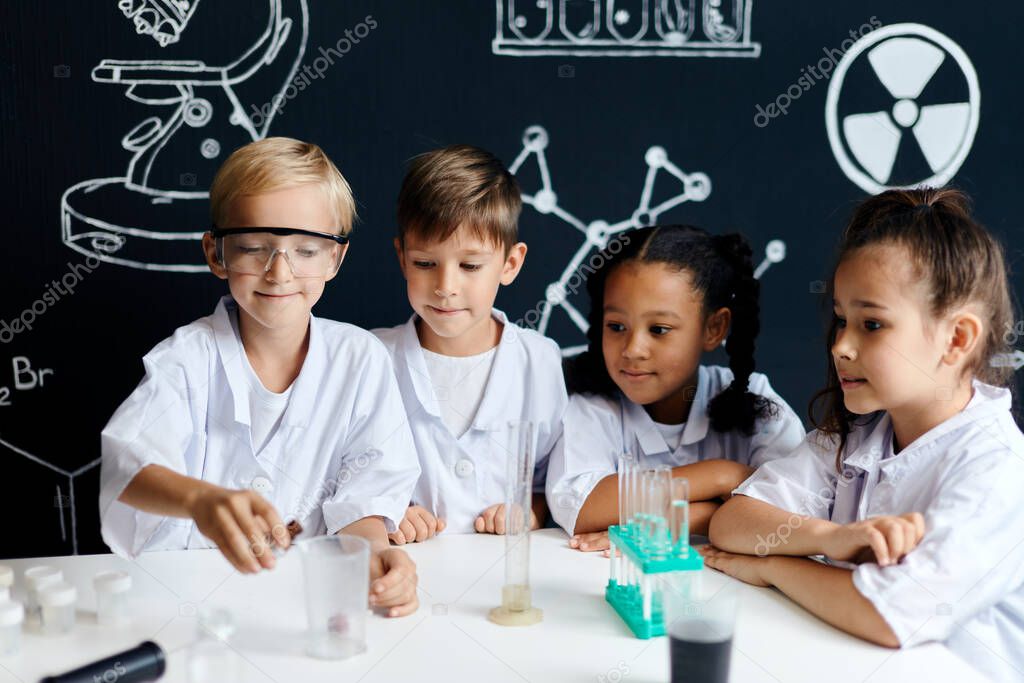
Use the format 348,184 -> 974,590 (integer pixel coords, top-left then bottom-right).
707,234 -> 771,435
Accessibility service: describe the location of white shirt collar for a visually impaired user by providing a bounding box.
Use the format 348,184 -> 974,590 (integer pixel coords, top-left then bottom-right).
211,295 -> 323,429
842,380 -> 1012,473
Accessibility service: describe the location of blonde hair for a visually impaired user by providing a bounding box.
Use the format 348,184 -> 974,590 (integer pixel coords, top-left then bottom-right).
397,144 -> 521,252
209,137 -> 357,234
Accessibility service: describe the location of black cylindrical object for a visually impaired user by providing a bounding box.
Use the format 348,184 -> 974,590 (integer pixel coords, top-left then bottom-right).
40,640 -> 166,683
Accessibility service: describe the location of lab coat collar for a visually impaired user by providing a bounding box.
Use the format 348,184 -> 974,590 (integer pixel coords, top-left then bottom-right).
397,313 -> 442,419
210,295 -> 323,429
469,308 -> 520,431
620,365 -> 712,457
841,380 -> 1011,473
396,308 -> 518,429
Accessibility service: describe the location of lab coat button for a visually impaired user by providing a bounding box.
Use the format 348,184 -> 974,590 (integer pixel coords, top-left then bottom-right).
250,476 -> 273,495
454,459 -> 474,478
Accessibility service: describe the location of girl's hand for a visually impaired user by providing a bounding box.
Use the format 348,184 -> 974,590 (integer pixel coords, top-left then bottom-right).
389,506 -> 446,545
822,513 -> 926,567
699,545 -> 772,587
569,530 -> 610,552
369,548 -> 419,617
475,504 -> 539,534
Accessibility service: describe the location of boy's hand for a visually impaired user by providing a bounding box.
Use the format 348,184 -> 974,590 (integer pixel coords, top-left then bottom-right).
389,506 -> 446,545
822,513 -> 926,567
187,486 -> 289,574
369,548 -> 419,617
474,504 -> 539,534
569,530 -> 611,552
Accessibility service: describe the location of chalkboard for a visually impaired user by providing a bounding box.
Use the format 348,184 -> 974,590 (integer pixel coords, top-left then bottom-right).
2,0 -> 1020,558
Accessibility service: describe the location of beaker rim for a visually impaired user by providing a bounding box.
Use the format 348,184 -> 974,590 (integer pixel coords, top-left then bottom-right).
295,533 -> 371,555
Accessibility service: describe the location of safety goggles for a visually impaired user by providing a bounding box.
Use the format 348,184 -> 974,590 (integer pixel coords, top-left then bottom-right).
210,227 -> 349,278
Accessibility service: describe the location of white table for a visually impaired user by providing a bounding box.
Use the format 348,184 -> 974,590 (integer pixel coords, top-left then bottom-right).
0,530 -> 985,682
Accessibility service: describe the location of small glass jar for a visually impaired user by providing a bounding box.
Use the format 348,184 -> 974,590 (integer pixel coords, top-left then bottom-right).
187,607 -> 240,683
38,581 -> 77,636
0,565 -> 13,591
93,571 -> 132,626
24,566 -> 63,620
0,601 -> 24,656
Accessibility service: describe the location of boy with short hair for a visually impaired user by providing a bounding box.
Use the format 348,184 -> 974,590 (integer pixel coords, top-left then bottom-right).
100,137 -> 420,616
374,144 -> 567,543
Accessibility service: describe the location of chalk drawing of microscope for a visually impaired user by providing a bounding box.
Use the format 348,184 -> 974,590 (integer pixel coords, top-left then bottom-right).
61,0 -> 309,272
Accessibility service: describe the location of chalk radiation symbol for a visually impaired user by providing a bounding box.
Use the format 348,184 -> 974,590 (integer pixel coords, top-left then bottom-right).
825,23 -> 979,195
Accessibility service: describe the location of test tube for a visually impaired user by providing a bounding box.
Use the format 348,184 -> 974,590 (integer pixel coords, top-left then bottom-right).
649,465 -> 672,556
614,451 -> 634,586
617,450 -> 637,530
670,478 -> 690,557
488,421 -> 543,626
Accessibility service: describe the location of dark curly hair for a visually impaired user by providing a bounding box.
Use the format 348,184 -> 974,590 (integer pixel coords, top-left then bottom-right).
564,224 -> 773,436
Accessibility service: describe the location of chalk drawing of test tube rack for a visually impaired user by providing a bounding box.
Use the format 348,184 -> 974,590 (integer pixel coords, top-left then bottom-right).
493,0 -> 760,57
61,0 -> 310,273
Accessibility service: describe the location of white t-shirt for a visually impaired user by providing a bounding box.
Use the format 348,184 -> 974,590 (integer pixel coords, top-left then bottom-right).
240,352 -> 293,454
421,346 -> 497,438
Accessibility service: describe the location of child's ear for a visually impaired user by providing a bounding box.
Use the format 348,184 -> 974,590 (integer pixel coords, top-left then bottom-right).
942,308 -> 983,369
323,243 -> 349,282
393,237 -> 407,278
499,242 -> 528,285
702,307 -> 731,351
202,233 -> 229,280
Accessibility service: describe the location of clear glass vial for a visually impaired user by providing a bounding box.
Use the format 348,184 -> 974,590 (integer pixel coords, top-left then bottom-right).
93,571 -> 132,626
38,581 -> 77,635
0,601 -> 24,656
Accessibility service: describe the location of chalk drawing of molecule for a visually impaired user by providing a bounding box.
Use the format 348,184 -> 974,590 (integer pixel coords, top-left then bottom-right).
508,124 -> 786,356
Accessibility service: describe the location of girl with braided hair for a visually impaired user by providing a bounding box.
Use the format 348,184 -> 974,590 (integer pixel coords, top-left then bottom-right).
546,224 -> 805,551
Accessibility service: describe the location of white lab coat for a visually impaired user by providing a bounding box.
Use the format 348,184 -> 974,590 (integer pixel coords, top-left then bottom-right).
99,296 -> 420,557
547,364 -> 806,534
735,380 -> 1024,682
373,309 -> 567,533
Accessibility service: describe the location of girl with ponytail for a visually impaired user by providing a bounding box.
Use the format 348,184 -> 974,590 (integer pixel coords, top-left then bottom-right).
546,225 -> 805,551
706,189 -> 1024,679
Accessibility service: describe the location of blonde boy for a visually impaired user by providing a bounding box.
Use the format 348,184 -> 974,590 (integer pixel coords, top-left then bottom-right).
100,138 -> 420,615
